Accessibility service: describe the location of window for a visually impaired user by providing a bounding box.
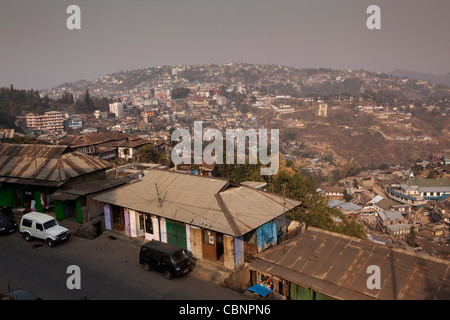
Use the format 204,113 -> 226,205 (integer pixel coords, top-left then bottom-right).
150,250 -> 162,261
43,219 -> 57,230
140,247 -> 151,259
145,215 -> 153,234
36,223 -> 43,231
203,230 -> 215,245
22,219 -> 33,228
162,254 -> 171,264
112,205 -> 122,224
139,214 -> 145,231
172,250 -> 188,264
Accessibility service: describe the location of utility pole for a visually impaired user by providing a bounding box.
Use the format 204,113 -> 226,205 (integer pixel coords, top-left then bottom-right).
34,132 -> 38,174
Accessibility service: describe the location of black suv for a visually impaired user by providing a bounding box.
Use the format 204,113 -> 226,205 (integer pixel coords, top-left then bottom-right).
0,213 -> 17,235
139,240 -> 190,280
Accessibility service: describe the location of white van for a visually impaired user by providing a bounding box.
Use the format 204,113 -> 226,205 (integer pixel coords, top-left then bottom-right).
20,212 -> 71,247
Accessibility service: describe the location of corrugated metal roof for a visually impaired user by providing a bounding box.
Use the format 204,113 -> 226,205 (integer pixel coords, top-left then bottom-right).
220,186 -> 300,234
249,227 -> 450,300
51,177 -> 130,201
116,139 -> 152,148
91,169 -> 301,236
328,199 -> 362,211
378,210 -> 403,222
0,143 -> 113,186
58,131 -> 130,148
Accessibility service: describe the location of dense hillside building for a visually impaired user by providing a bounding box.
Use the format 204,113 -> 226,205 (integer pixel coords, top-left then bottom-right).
25,111 -> 64,133
109,102 -> 124,119
387,174 -> 450,207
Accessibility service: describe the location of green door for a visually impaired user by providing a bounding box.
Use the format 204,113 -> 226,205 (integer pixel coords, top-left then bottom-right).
166,220 -> 187,250
290,283 -> 311,300
314,291 -> 336,300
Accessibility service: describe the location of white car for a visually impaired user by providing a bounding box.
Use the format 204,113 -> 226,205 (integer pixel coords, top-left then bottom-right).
19,212 -> 71,247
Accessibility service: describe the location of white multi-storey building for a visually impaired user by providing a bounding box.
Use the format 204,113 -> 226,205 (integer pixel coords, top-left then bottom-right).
109,102 -> 124,119
26,111 -> 65,132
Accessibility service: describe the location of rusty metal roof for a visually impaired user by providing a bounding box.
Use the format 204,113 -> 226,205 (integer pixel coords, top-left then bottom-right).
116,138 -> 152,148
51,177 -> 130,201
91,168 -> 301,236
249,227 -> 450,300
58,131 -> 130,148
0,143 -> 113,186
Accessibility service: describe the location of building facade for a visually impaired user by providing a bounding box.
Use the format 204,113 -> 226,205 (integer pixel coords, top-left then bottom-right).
387,175 -> 450,207
26,111 -> 64,132
90,169 -> 300,269
109,102 -> 124,119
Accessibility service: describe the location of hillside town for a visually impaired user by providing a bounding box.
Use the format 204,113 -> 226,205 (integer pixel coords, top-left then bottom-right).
1,63 -> 449,300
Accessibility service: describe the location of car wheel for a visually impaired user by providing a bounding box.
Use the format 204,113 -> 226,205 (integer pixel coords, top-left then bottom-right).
143,263 -> 151,272
23,232 -> 32,241
164,271 -> 173,280
47,239 -> 55,247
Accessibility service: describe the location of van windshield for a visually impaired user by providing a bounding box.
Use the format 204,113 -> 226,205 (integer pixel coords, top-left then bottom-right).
43,219 -> 58,230
172,250 -> 188,264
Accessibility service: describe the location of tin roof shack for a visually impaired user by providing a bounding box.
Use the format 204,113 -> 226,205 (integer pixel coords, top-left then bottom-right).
90,168 -> 301,269
377,210 -> 405,227
328,199 -> 362,221
0,143 -> 113,222
57,131 -> 130,156
248,227 -> 450,300
50,177 -> 130,238
116,138 -> 153,160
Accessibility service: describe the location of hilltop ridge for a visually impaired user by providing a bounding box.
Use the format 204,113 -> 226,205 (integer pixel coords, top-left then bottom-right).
41,62 -> 450,101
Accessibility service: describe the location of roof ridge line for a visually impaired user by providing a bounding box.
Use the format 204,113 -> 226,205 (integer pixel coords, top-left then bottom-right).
215,193 -> 242,237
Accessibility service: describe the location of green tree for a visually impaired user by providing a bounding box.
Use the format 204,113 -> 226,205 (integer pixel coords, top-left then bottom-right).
171,88 -> 190,99
426,169 -> 437,179
337,218 -> 367,239
137,144 -> 167,164
343,188 -> 353,202
61,91 -> 74,104
214,160 -> 264,183
302,204 -> 335,231
84,89 -> 95,111
272,168 -> 366,239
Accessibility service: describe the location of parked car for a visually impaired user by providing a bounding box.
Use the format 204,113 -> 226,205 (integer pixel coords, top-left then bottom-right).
7,289 -> 42,300
139,240 -> 190,280
19,212 -> 71,247
0,213 -> 17,235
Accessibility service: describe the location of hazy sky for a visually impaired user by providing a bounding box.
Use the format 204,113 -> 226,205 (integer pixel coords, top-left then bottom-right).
1,0 -> 449,90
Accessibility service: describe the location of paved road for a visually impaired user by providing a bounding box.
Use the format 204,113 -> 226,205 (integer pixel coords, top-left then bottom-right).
0,230 -> 250,300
